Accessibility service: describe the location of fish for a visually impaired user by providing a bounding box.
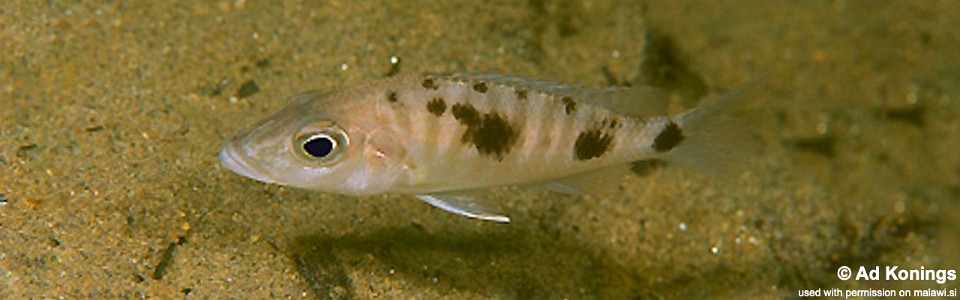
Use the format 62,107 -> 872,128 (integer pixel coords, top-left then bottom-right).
219,73 -> 760,223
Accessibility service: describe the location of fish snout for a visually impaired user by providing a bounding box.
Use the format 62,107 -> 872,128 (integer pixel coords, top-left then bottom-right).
219,141 -> 275,184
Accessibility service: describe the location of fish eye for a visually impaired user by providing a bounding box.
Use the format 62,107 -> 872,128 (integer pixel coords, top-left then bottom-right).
302,134 -> 336,158
294,123 -> 348,164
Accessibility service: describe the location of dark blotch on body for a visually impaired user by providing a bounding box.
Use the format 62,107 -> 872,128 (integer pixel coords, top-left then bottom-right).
605,118 -> 620,129
427,97 -> 447,117
451,103 -> 519,161
387,91 -> 399,103
451,103 -> 479,124
561,96 -> 577,115
516,89 -> 528,100
574,129 -> 614,161
422,77 -> 439,90
652,121 -> 684,152
473,82 -> 488,93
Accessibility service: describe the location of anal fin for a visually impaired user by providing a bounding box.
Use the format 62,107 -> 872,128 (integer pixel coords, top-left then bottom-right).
539,164 -> 632,195
416,193 -> 510,223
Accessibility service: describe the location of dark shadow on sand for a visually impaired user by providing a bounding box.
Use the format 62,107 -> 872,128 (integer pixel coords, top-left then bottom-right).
287,224 -> 637,299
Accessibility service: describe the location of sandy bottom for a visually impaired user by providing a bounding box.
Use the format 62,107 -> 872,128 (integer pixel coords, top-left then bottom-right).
1,1 -> 958,298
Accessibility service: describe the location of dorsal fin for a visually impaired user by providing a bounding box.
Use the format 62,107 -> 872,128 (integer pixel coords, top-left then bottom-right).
439,73 -> 668,118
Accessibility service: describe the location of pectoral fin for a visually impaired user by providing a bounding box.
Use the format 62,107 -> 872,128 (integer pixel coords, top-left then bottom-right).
416,193 -> 510,223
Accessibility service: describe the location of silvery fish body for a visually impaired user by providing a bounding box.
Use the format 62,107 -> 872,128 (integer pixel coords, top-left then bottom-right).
220,73 -> 755,222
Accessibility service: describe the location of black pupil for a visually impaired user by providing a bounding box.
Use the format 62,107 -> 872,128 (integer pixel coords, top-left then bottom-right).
303,136 -> 335,158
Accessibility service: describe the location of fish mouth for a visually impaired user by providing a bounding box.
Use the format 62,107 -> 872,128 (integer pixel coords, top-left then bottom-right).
219,141 -> 275,184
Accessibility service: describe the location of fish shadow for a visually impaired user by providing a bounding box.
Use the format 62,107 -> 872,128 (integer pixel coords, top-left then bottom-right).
284,186 -> 807,300
285,219 -> 776,299
287,224 -> 638,299
285,165 -> 676,299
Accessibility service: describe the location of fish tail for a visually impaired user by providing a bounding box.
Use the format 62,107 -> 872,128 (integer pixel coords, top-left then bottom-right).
662,81 -> 765,180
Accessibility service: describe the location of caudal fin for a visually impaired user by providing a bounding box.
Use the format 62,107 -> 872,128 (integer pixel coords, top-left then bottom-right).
663,80 -> 766,180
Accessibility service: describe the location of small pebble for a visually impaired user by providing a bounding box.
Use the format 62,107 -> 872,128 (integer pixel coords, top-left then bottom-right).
235,80 -> 260,99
